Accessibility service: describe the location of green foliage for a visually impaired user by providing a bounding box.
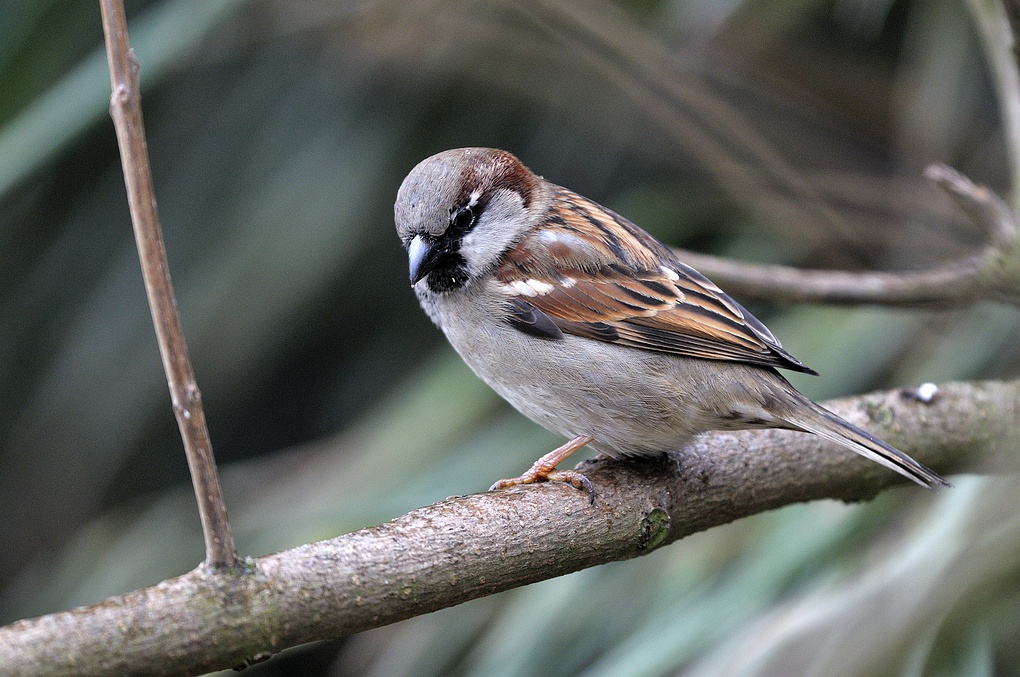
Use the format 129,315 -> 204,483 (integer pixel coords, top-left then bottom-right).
1,0 -> 1017,675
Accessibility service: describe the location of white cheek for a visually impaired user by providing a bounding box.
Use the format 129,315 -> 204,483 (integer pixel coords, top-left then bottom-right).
459,190 -> 529,275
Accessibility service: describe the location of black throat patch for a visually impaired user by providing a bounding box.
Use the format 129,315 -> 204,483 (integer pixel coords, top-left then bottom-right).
425,250 -> 470,293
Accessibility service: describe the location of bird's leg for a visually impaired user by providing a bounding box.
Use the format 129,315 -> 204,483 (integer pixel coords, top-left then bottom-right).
489,435 -> 596,501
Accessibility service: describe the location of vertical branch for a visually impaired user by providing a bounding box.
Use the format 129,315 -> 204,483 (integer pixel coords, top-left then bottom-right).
99,0 -> 238,569
966,0 -> 1020,199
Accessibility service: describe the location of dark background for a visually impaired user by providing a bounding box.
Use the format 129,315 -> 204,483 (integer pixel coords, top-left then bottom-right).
2,0 -> 1018,674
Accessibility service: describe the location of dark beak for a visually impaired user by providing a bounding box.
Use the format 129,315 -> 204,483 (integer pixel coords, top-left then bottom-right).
408,235 -> 436,285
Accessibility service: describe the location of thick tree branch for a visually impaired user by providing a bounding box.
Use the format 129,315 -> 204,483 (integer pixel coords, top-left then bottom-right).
100,0 -> 237,567
1,380 -> 1015,677
674,165 -> 1020,308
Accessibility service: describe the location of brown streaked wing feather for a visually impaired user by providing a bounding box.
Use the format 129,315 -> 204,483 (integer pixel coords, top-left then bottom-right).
495,186 -> 816,374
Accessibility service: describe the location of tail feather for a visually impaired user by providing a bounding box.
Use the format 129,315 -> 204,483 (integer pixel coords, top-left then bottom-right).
790,400 -> 950,490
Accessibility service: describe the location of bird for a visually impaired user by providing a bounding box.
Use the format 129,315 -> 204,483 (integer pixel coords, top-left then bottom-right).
393,147 -> 949,497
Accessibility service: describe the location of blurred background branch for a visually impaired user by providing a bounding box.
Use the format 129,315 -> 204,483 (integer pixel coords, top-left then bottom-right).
675,163 -> 1020,306
1,0 -> 1018,675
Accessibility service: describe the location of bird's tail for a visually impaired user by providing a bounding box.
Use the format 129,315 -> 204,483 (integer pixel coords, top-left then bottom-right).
788,397 -> 950,490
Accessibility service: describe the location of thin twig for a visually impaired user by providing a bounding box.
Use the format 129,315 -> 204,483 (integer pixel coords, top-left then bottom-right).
965,0 -> 1020,192
99,0 -> 238,568
673,165 -> 1020,308
1,380 -> 1014,676
673,249 -> 988,306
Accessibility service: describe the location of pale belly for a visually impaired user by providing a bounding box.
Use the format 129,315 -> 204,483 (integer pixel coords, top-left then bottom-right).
421,284 -> 778,457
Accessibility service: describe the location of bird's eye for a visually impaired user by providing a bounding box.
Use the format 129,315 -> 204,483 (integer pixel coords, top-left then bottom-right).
450,205 -> 475,232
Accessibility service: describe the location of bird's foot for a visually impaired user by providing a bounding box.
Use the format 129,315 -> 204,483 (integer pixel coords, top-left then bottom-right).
489,435 -> 596,503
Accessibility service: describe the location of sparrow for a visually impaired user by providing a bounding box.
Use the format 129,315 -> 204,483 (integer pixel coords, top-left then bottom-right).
394,147 -> 949,497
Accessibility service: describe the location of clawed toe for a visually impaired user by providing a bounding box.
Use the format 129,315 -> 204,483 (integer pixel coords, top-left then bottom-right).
547,469 -> 595,503
488,468 -> 595,503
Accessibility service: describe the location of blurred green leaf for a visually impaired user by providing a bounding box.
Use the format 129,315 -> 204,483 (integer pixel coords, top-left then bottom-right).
1,0 -> 1017,675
